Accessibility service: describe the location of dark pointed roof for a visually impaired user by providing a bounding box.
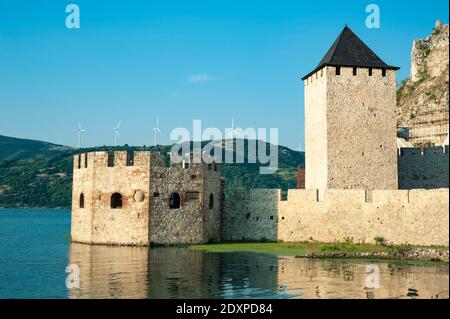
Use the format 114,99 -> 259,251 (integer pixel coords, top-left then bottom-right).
302,26 -> 399,80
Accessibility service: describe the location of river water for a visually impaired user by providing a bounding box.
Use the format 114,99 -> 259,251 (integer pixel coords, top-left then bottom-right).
0,209 -> 448,299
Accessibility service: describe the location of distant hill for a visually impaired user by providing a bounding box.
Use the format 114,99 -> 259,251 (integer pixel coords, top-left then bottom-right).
0,135 -> 72,161
0,136 -> 304,208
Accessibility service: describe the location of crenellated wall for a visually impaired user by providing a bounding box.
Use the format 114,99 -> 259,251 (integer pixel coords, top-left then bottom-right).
223,188 -> 449,246
71,151 -> 222,246
398,146 -> 449,189
71,151 -> 153,246
72,150 -> 448,247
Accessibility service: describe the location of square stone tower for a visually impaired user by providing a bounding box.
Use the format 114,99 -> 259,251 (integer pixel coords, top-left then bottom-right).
302,26 -> 399,190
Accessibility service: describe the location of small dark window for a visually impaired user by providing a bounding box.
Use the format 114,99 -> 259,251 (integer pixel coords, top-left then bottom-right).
111,193 -> 123,209
209,193 -> 214,209
79,193 -> 85,208
353,67 -> 357,76
336,66 -> 341,75
382,69 -> 386,77
169,192 -> 180,209
191,175 -> 197,180
208,164 -> 212,170
214,164 -> 218,172
183,161 -> 189,169
368,68 -> 373,76
77,155 -> 81,169
153,192 -> 160,197
84,155 -> 88,168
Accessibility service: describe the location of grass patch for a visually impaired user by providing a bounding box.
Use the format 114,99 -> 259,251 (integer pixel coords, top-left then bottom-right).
190,242 -> 392,257
190,242 -> 448,264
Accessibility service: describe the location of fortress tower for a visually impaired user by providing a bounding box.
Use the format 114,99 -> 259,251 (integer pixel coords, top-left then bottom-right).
302,26 -> 400,190
71,151 -> 222,246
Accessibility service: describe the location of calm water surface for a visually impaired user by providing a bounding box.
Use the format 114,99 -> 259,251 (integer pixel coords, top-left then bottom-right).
0,209 -> 448,299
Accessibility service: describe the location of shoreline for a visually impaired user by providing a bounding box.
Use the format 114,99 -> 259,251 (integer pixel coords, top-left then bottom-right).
190,242 -> 449,263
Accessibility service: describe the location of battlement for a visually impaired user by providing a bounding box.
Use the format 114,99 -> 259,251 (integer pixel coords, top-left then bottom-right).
398,145 -> 449,157
73,151 -> 165,169
227,188 -> 448,205
304,66 -> 395,86
223,188 -> 449,245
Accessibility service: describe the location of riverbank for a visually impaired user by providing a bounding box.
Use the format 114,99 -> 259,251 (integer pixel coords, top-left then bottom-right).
190,242 -> 449,262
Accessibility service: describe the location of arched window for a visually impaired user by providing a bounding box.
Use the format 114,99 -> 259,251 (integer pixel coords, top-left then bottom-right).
209,193 -> 214,209
79,193 -> 85,209
169,192 -> 180,209
111,193 -> 123,209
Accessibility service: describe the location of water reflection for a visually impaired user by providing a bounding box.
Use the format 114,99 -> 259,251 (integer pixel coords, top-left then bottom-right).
68,243 -> 149,298
68,243 -> 449,299
277,258 -> 449,299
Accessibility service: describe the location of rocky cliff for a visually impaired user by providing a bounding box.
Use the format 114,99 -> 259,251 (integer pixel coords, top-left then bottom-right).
396,20 -> 449,145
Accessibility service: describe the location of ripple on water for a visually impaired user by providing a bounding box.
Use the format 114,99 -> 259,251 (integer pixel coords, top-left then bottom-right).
0,209 -> 448,299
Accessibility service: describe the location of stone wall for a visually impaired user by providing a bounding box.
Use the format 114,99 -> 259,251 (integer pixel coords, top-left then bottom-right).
72,151 -> 152,246
148,160 -> 221,245
223,188 -> 449,246
398,146 -> 449,189
304,66 -> 398,190
327,66 -> 398,190
72,151 -> 222,246
222,189 -> 279,242
304,67 -> 328,190
202,164 -> 222,243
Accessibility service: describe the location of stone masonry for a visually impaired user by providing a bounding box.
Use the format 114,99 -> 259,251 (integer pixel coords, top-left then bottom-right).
398,145 -> 449,189
222,188 -> 449,246
71,151 -> 221,246
304,65 -> 398,190
303,26 -> 399,190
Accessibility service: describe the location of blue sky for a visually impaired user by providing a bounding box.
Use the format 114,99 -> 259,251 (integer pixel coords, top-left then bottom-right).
0,0 -> 448,150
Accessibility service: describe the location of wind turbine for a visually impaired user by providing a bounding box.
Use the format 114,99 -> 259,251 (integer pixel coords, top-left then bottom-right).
153,116 -> 161,146
113,121 -> 121,147
77,123 -> 86,149
228,118 -> 239,139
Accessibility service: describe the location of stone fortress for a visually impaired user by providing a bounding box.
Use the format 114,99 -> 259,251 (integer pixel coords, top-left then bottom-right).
71,26 -> 449,247
71,151 -> 222,245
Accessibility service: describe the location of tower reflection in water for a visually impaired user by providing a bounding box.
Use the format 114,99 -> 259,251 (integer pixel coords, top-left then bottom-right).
68,243 -> 449,299
68,243 -> 279,299
68,242 -> 149,298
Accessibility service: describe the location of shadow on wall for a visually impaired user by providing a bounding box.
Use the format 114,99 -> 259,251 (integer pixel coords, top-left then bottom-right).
222,189 -> 279,242
398,146 -> 449,189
